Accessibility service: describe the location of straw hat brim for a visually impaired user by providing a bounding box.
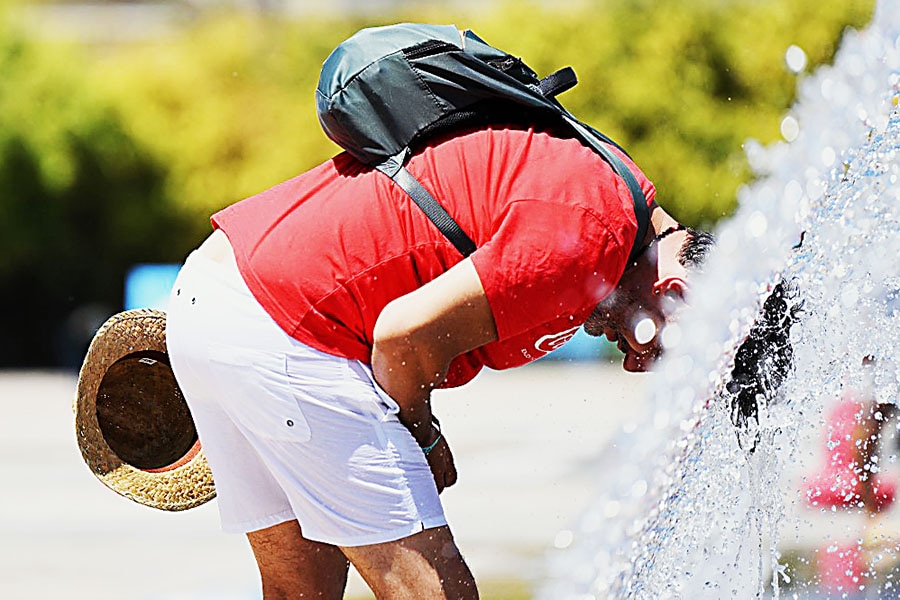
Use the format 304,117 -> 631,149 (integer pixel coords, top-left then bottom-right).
74,308 -> 215,511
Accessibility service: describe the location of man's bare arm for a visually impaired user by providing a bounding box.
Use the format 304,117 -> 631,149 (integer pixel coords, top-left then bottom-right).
371,258 -> 497,489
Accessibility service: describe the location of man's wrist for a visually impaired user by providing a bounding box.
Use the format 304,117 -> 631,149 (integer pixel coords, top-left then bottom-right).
421,431 -> 442,455
418,416 -> 442,454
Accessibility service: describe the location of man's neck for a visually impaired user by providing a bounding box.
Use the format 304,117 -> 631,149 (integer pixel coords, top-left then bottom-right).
648,206 -> 679,243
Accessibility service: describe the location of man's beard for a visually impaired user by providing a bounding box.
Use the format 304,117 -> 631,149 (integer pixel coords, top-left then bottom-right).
584,288 -> 661,371
583,288 -> 637,339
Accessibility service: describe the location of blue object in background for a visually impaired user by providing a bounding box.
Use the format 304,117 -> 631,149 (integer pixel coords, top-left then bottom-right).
125,264 -> 181,311
542,327 -> 616,362
122,263 -> 615,362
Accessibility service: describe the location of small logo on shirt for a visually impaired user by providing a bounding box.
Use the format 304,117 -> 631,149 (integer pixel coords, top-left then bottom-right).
534,326 -> 580,354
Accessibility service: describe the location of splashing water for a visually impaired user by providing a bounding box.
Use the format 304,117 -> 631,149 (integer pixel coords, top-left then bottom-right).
541,1 -> 900,598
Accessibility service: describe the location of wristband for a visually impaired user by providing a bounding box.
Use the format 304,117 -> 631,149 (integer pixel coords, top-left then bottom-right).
420,416 -> 442,455
421,433 -> 442,455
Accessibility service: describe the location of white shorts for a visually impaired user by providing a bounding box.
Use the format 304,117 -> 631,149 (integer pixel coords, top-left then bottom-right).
165,232 -> 446,546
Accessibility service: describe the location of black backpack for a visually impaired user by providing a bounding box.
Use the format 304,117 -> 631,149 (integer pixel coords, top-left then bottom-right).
316,23 -> 649,261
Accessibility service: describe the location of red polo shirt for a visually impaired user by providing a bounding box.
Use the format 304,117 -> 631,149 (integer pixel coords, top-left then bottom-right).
212,126 -> 655,387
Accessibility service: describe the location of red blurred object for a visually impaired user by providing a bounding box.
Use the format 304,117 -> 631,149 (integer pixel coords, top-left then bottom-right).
817,542 -> 866,591
804,400 -> 896,512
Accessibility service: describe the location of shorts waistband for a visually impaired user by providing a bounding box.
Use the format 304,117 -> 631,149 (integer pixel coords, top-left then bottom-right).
194,228 -> 237,268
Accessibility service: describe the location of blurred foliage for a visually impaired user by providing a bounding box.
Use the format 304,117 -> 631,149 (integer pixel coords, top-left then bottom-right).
0,6 -> 195,367
87,13 -> 364,218
89,0 -> 875,224
0,0 -> 875,366
466,0 -> 875,225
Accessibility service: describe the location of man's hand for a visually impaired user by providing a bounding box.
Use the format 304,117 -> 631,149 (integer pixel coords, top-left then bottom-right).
371,259 -> 495,491
423,432 -> 458,493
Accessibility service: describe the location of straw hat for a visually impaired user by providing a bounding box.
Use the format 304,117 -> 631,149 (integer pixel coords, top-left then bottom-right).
74,308 -> 215,511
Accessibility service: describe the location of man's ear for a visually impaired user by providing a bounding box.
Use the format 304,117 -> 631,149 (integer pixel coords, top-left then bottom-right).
653,276 -> 687,301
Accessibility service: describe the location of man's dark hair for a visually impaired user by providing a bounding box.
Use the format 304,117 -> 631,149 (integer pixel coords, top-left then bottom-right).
670,226 -> 797,452
727,280 -> 800,451
678,227 -> 716,269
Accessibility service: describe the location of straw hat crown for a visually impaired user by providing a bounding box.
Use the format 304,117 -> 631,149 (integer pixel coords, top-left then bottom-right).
74,308 -> 215,511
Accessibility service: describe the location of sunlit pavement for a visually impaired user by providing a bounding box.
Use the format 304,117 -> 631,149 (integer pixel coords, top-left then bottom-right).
9,364 -> 895,598
0,363 -> 649,599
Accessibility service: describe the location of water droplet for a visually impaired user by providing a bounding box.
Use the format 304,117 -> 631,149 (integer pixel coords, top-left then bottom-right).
747,211 -> 767,238
553,529 -> 574,549
634,318 -> 656,345
631,480 -> 648,498
661,322 -> 682,350
781,115 -> 800,141
785,44 -> 808,73
841,284 -> 859,307
654,411 -> 669,430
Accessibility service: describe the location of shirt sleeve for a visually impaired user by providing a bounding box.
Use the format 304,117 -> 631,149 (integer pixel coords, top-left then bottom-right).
470,198 -> 631,342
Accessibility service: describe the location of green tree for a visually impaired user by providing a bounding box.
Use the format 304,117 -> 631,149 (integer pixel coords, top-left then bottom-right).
89,0 -> 873,229
0,14 -> 195,367
88,13 -> 364,218
465,0 -> 874,226
0,0 -> 876,366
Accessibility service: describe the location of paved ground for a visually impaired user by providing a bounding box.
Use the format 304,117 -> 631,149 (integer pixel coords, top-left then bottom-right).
0,362 -> 650,599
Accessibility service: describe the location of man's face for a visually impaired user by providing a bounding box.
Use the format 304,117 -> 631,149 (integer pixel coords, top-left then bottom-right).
584,275 -> 684,372
585,225 -> 692,372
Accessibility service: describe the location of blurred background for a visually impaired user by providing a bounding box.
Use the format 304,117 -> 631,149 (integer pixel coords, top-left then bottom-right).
0,1 -> 888,598
0,0 -> 875,370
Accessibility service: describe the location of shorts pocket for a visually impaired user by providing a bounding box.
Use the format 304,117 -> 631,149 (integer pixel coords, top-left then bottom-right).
207,345 -> 312,442
344,360 -> 401,419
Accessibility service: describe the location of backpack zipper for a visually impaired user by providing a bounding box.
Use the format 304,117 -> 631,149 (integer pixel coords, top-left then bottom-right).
403,40 -> 458,60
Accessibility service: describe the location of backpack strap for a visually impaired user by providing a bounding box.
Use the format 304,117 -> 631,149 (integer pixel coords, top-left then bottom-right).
561,115 -> 650,265
538,66 -> 649,257
391,166 -> 478,257
384,116 -> 650,264
539,67 -> 578,99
